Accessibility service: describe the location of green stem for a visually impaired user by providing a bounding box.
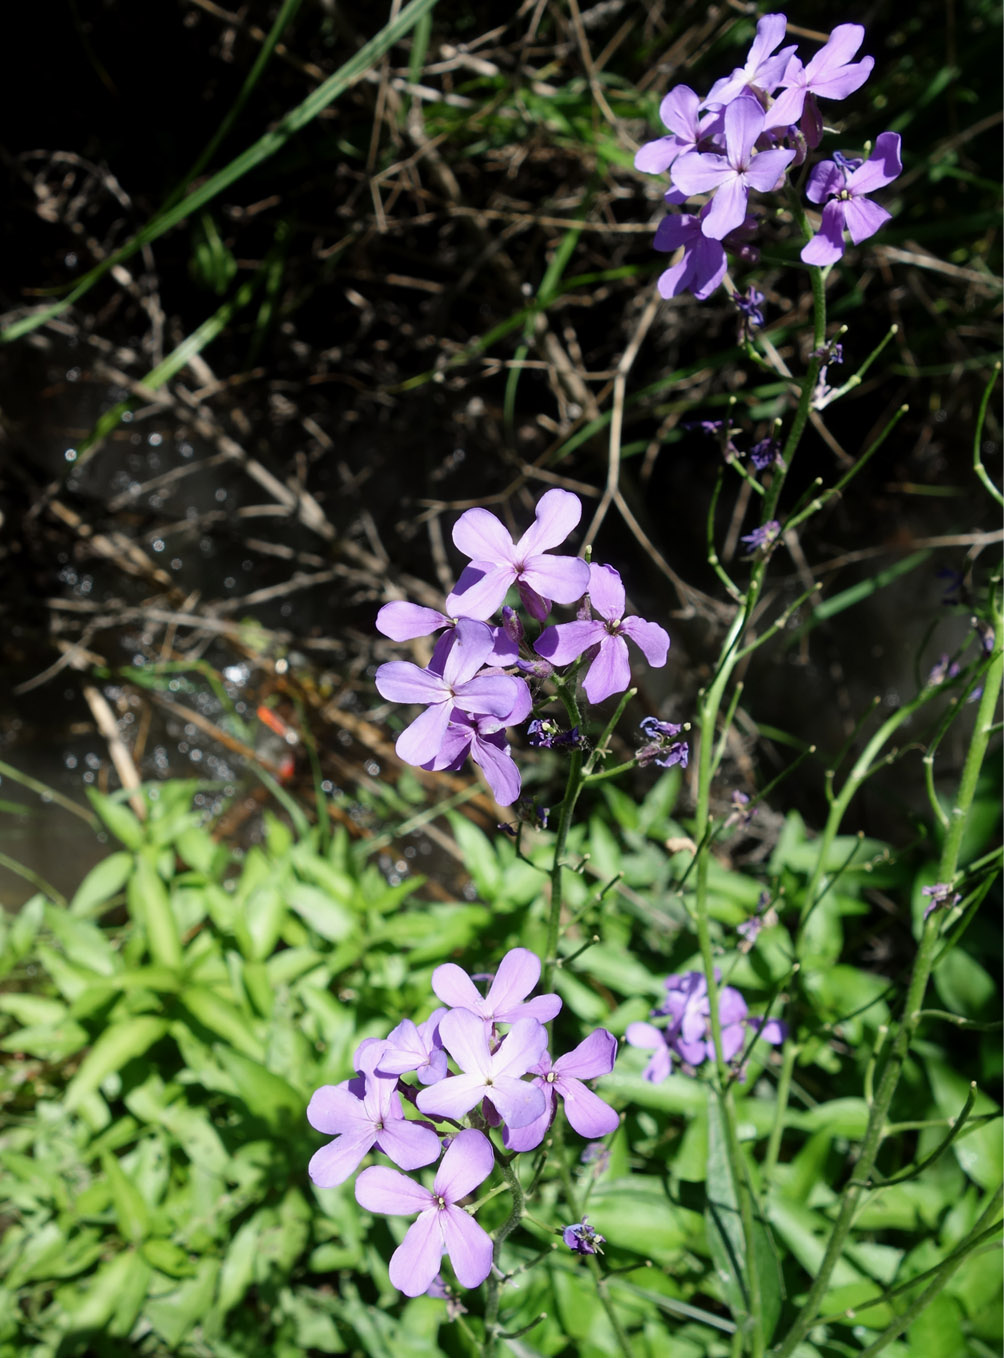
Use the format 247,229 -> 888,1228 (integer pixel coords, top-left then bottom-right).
483,1155 -> 526,1358
772,603 -> 1002,1358
543,683 -> 586,987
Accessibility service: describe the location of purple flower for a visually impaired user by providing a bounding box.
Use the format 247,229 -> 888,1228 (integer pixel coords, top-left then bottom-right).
704,13 -> 797,107
624,1021 -> 674,1083
749,437 -> 782,471
629,971 -> 786,1080
526,717 -> 581,749
432,710 -> 524,806
375,619 -> 526,767
652,204 -> 728,300
634,85 -> 719,175
740,520 -> 781,553
921,882 -> 962,920
534,562 -> 670,704
734,284 -> 766,330
377,1009 -> 449,1086
355,1128 -> 495,1296
431,947 -> 562,1029
446,489 -> 590,623
562,1217 -> 606,1255
415,1010 -> 549,1129
801,132 -> 902,266
768,24 -> 874,136
672,96 -> 796,240
503,1028 -> 620,1152
927,654 -> 961,687
636,716 -> 689,770
307,1048 -> 442,1187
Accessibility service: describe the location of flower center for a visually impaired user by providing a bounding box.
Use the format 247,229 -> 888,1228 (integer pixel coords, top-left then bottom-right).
435,1194 -> 447,1211
546,1071 -> 557,1084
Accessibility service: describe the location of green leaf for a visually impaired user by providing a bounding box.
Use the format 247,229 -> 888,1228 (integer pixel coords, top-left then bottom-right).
933,946 -> 998,1019
214,1046 -> 304,1126
141,1237 -> 199,1278
217,1213 -> 267,1314
705,1098 -> 765,1331
177,986 -> 264,1061
69,851 -> 134,916
446,812 -> 502,899
87,788 -> 146,849
64,1016 -> 169,1111
586,1177 -> 701,1262
102,1150 -> 151,1243
129,853 -> 183,969
143,1256 -> 220,1347
286,881 -> 354,942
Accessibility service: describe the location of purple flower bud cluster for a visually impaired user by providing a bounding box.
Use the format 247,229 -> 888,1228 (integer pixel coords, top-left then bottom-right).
626,970 -> 786,1082
375,490 -> 672,803
307,948 -> 619,1297
636,15 -> 902,297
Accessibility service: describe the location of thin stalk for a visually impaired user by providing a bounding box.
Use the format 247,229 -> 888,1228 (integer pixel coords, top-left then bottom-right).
483,1154 -> 526,1358
543,681 -> 585,987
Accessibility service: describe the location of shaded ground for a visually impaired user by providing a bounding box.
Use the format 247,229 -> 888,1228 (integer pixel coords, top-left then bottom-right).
0,0 -> 1000,901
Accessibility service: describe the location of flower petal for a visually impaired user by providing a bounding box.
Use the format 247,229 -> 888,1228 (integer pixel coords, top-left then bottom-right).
388,1210 -> 445,1297
801,200 -> 847,265
441,618 -> 496,687
375,662 -> 446,706
355,1164 -> 434,1216
515,488 -> 583,557
582,635 -> 631,704
306,1083 -> 365,1135
586,562 -> 626,621
471,733 -> 521,805
560,1078 -> 620,1139
700,173 -> 748,241
308,1131 -> 374,1187
846,132 -> 901,194
489,1075 -> 548,1129
483,947 -> 540,1015
842,195 -> 891,245
520,554 -> 591,606
435,1127 -> 496,1201
452,507 -> 516,566
491,1017 -> 549,1080
375,1118 -> 443,1171
431,962 -> 483,1013
396,702 -> 452,767
620,617 -> 670,668
436,1007 -> 492,1077
445,564 -> 513,621
553,1028 -> 617,1081
376,602 -> 449,642
441,1206 -> 494,1288
415,1071 -> 487,1122
534,619 -> 604,666
502,1089 -> 553,1152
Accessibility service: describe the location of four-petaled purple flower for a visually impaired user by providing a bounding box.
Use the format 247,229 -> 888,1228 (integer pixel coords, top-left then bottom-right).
768,24 -> 874,145
627,970 -> 787,1081
307,1045 -> 442,1188
446,488 -> 591,624
375,619 -> 527,768
504,1028 -> 620,1152
634,85 -> 719,175
377,1008 -> 449,1086
801,132 -> 902,266
704,13 -> 796,108
563,1217 -> 606,1255
672,96 -> 797,241
652,202 -> 728,300
355,1128 -> 495,1297
534,562 -> 670,705
416,1009 -> 549,1129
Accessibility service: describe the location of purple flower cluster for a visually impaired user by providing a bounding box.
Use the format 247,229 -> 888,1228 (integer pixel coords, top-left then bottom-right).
626,970 -> 786,1081
307,947 -> 619,1296
636,14 -> 901,297
376,490 -> 671,803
